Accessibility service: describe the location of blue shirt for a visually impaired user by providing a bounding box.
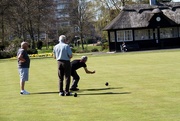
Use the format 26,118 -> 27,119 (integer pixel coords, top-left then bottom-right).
53,42 -> 72,61
17,48 -> 30,68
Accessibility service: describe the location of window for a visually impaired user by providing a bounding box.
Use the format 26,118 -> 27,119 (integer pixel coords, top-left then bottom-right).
57,0 -> 70,3
160,27 -> 178,39
57,4 -> 65,9
117,30 -> 132,42
125,30 -> 133,41
117,31 -> 124,42
110,32 -> 115,42
134,29 -> 153,40
64,13 -> 69,17
56,13 -> 69,18
60,21 -> 70,26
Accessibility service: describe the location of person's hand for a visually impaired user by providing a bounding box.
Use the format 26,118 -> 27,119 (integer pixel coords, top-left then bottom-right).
19,59 -> 26,63
19,60 -> 25,63
18,54 -> 26,63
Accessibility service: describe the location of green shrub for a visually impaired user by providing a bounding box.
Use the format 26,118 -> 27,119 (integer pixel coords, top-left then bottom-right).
91,48 -> 99,52
37,41 -> 43,49
0,51 -> 12,59
86,39 -> 95,44
101,42 -> 109,51
27,49 -> 38,54
0,45 -> 5,51
71,48 -> 77,53
75,48 -> 90,53
0,38 -> 22,59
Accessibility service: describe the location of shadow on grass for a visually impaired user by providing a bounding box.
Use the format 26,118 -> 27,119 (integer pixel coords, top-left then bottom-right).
31,91 -> 59,95
78,92 -> 131,96
80,87 -> 123,92
30,87 -> 129,95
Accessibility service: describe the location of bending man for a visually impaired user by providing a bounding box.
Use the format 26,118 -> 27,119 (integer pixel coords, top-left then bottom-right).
70,56 -> 95,91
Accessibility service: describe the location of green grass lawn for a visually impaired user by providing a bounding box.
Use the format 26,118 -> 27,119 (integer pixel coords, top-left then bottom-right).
0,50 -> 180,121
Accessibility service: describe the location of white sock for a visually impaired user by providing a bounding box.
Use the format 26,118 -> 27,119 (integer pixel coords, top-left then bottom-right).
21,90 -> 24,92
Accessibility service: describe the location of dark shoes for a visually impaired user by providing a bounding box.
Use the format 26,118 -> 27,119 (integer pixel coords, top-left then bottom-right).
59,91 -> 72,96
70,88 -> 79,91
65,92 -> 72,96
59,91 -> 65,96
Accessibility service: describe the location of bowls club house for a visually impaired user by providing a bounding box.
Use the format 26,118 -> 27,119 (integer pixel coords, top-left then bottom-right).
104,1 -> 180,52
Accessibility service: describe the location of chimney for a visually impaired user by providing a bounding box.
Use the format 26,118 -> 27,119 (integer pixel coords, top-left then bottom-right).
150,0 -> 157,5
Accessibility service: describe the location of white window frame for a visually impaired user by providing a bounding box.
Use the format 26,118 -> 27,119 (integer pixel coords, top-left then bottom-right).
160,27 -> 178,39
110,32 -> 115,42
116,30 -> 133,42
134,29 -> 154,40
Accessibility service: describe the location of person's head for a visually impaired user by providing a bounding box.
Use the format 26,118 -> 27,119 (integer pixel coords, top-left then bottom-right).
81,56 -> 88,63
21,42 -> 29,50
59,35 -> 66,43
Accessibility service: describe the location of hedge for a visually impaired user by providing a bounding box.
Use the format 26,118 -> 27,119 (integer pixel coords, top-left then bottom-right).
0,49 -> 38,59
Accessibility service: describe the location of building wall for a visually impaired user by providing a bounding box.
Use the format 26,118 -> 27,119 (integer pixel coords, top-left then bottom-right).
54,0 -> 77,27
108,26 -> 180,51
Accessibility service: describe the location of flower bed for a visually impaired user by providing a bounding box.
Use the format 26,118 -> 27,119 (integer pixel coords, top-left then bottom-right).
29,53 -> 53,58
11,53 -> 54,59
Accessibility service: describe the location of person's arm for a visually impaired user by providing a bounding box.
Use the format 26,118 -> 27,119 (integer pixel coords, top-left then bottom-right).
84,67 -> 95,74
53,48 -> 56,59
18,54 -> 26,63
53,55 -> 56,59
69,54 -> 73,59
67,45 -> 73,59
53,51 -> 56,59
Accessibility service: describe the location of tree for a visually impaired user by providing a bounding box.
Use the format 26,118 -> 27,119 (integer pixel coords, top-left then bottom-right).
0,0 -> 12,46
34,0 -> 55,42
92,1 -> 118,41
8,0 -> 55,49
69,0 -> 95,50
93,0 -> 149,41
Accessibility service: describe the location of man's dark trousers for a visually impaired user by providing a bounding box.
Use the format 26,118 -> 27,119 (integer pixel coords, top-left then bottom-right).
71,71 -> 80,88
58,60 -> 71,92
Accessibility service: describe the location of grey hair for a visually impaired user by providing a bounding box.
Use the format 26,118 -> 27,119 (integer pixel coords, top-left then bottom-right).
59,35 -> 66,43
21,42 -> 28,48
81,56 -> 88,61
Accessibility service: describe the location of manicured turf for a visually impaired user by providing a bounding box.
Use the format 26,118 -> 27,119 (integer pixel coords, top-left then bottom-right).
0,49 -> 180,121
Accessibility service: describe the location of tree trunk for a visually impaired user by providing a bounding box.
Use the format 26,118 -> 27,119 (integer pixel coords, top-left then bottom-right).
1,12 -> 4,46
37,0 -> 40,42
37,23 -> 40,42
29,20 -> 35,49
80,31 -> 84,50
